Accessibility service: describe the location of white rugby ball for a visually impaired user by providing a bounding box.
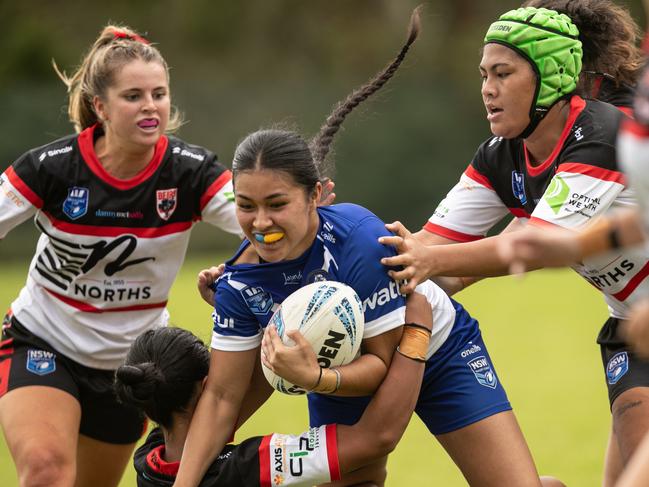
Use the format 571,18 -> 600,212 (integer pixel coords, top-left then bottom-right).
262,281 -> 365,395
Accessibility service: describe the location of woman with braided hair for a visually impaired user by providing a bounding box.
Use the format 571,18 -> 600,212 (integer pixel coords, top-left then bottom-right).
0,24 -> 241,487
177,7 -> 563,487
379,5 -> 649,486
114,294 -> 434,487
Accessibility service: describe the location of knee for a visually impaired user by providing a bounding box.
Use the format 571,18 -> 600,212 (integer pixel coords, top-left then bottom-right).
17,444 -> 74,487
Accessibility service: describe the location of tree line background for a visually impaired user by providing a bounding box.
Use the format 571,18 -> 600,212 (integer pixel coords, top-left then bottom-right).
0,0 -> 643,258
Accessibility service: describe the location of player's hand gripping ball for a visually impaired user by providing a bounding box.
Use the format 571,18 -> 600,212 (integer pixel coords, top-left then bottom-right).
262,281 -> 365,395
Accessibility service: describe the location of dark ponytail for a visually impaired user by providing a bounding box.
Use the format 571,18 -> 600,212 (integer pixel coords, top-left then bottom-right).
232,6 -> 422,192
114,327 -> 209,428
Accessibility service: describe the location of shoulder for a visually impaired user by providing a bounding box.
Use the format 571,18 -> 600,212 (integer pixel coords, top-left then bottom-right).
471,135 -> 520,174
318,203 -> 386,237
14,133 -> 78,171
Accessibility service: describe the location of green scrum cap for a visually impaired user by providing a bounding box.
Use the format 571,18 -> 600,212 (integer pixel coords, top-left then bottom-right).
484,7 -> 583,138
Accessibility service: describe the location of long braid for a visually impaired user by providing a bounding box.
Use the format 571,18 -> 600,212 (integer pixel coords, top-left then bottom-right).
310,6 -> 422,178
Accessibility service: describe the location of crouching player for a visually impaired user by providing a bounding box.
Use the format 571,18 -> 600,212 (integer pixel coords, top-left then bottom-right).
114,292 -> 432,486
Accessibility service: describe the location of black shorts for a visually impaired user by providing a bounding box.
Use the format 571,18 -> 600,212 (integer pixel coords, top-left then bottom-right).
598,316 -> 649,407
0,314 -> 146,444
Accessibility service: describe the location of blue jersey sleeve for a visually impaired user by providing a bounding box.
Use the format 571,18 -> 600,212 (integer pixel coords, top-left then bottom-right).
211,278 -> 263,351
338,216 -> 406,338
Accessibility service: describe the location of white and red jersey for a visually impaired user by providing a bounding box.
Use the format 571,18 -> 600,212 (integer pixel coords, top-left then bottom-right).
425,96 -> 648,319
618,113 -> 649,234
0,124 -> 241,369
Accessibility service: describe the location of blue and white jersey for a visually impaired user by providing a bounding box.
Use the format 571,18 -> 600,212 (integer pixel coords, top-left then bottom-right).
211,203 -> 456,359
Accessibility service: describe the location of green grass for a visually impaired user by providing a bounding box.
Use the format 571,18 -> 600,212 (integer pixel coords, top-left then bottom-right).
0,256 -> 609,486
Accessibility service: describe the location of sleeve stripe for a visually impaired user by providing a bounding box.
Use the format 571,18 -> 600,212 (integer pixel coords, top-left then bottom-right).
508,207 -> 531,218
556,162 -> 626,185
326,424 -> 341,482
612,261 -> 649,302
464,165 -> 493,190
258,434 -> 272,487
620,118 -> 649,138
423,221 -> 483,242
5,166 -> 43,208
200,170 -> 233,211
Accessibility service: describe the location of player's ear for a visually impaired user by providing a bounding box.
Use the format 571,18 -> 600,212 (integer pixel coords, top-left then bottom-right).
310,181 -> 323,207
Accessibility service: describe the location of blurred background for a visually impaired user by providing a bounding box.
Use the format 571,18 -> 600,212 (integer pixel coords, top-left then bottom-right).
1,0 -> 642,258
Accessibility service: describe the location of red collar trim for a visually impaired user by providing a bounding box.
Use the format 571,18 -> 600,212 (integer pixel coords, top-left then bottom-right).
146,445 -> 179,476
524,95 -> 586,177
78,124 -> 168,190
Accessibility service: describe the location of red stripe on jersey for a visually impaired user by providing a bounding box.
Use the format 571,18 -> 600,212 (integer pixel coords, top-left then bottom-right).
620,118 -> 649,138
508,207 -> 531,218
528,217 -> 561,228
464,165 -> 493,190
78,124 -> 169,190
4,166 -> 43,208
45,289 -> 167,313
617,106 -> 634,118
258,434 -> 272,487
612,261 -> 649,302
0,338 -> 14,358
556,162 -> 626,185
200,170 -> 232,211
423,222 -> 483,242
525,96 -> 586,177
43,211 -> 192,237
326,424 -> 341,482
0,358 -> 11,397
146,445 -> 180,476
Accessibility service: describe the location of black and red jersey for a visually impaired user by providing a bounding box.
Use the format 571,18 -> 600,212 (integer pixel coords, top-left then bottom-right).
426,96 -> 648,318
133,426 -> 340,487
0,125 -> 241,369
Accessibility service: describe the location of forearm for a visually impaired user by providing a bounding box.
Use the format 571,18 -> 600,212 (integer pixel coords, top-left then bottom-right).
174,389 -> 239,487
576,211 -> 646,259
328,352 -> 390,397
426,235 -> 513,277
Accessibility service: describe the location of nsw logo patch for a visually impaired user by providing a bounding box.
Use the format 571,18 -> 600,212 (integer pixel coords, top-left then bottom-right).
606,352 -> 629,385
156,188 -> 178,220
467,355 -> 498,389
62,187 -> 89,220
26,349 -> 56,376
241,286 -> 274,315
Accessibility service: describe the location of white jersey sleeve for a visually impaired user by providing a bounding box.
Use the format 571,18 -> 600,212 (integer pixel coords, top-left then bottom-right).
199,170 -> 243,237
530,162 -> 630,228
425,166 -> 509,242
618,119 -> 649,232
259,424 -> 340,486
0,166 -> 39,239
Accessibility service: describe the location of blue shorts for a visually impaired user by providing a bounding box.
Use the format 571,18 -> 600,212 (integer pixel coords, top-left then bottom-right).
308,301 -> 512,435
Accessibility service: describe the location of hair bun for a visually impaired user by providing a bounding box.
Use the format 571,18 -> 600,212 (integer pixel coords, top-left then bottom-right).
116,364 -> 145,384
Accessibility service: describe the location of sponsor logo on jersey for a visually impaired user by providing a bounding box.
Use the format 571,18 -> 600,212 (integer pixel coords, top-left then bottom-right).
488,136 -> 503,147
460,342 -> 482,358
574,125 -> 584,141
467,355 -> 498,389
582,259 -> 635,290
0,175 -> 26,208
241,286 -> 273,315
95,209 -> 144,219
511,171 -> 527,205
38,145 -> 73,161
26,349 -> 56,375
283,271 -> 302,286
212,310 -> 235,328
543,175 -> 570,214
171,146 -> 205,161
62,186 -> 89,220
362,280 -> 401,312
606,352 -> 629,384
156,188 -> 178,220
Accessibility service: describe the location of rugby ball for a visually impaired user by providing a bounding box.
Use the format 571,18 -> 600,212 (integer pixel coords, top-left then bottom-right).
262,281 -> 365,395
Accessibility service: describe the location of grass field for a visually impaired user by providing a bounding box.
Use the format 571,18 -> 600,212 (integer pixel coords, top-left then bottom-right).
0,255 -> 611,486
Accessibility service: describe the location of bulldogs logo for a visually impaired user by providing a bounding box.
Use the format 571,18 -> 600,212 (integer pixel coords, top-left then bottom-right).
156,188 -> 178,220
62,187 -> 89,220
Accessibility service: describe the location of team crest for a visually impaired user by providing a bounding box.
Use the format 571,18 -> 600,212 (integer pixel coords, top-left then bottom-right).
511,171 -> 527,205
26,349 -> 56,376
241,286 -> 274,315
467,356 -> 498,389
62,186 -> 89,220
156,188 -> 178,220
606,352 -> 629,384
307,269 -> 329,283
